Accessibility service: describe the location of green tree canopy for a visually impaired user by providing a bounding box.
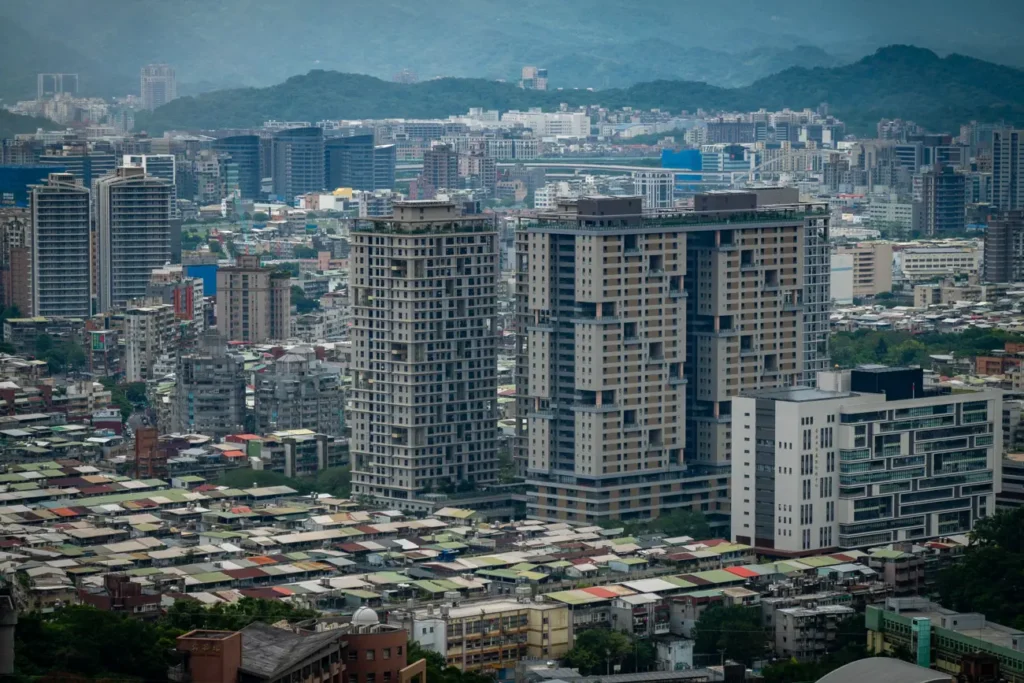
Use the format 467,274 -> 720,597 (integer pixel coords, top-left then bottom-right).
563,629 -> 654,675
692,605 -> 768,666
293,245 -> 319,258
938,507 -> 1024,629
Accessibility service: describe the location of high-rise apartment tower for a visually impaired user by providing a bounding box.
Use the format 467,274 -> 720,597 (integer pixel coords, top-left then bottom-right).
29,173 -> 92,317
349,201 -> 498,509
95,167 -> 172,312
515,193 -> 830,523
140,64 -> 177,111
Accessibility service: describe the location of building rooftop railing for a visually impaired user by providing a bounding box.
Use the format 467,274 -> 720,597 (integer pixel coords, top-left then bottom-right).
528,204 -> 829,233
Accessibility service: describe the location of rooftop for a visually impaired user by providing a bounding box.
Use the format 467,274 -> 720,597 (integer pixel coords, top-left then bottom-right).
239,623 -> 342,679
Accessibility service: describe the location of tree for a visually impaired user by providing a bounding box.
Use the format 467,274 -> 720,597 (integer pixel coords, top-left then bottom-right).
14,606 -> 180,681
938,506 -> 1024,629
564,629 -> 634,675
208,239 -> 224,254
291,285 -> 320,314
34,333 -> 54,355
252,211 -> 269,222
873,337 -> 889,362
596,508 -> 712,539
164,597 -> 315,632
692,605 -> 768,666
293,245 -> 318,259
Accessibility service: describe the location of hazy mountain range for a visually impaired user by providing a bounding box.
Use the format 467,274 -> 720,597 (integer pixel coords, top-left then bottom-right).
3,0 -> 1024,100
124,46 -> 1024,136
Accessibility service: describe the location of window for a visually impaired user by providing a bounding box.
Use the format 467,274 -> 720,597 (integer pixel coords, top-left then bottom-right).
397,647 -> 403,655
384,674 -> 392,683
383,648 -> 391,660
350,676 -> 358,683
367,650 -> 375,661
367,675 -> 376,683
349,651 -> 358,661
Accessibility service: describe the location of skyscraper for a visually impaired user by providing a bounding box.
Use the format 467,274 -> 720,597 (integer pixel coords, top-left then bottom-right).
515,193 -> 831,523
421,145 -> 459,191
95,167 -> 172,312
140,64 -> 177,111
982,210 -> 1024,283
0,208 -> 33,315
325,135 -> 397,192
914,165 -> 966,236
349,201 -> 498,508
212,135 -> 261,199
215,255 -> 290,342
993,129 -> 1024,211
272,127 -> 325,202
29,173 -> 91,317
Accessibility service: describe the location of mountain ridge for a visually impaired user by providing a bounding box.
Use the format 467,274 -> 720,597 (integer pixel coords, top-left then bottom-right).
135,46 -> 1024,135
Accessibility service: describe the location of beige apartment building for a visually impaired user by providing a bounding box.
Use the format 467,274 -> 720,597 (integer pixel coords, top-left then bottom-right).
348,201 -> 499,509
835,242 -> 893,297
215,255 -> 290,342
515,193 -> 831,523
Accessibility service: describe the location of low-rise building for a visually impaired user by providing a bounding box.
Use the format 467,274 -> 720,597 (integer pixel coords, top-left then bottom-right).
867,597 -> 1024,683
774,604 -> 856,660
394,598 -> 570,675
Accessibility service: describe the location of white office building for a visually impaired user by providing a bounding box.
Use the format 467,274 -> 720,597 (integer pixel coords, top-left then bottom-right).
731,366 -> 1001,553
500,110 -> 591,138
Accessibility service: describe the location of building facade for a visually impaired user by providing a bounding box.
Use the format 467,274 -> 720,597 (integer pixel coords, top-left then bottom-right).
29,173 -> 92,317
272,127 -> 325,202
140,64 -> 177,111
349,201 -> 498,508
254,346 -> 345,436
421,145 -> 459,191
212,134 -> 262,200
124,304 -> 176,382
632,171 -> 674,211
993,129 -> 1023,212
516,194 -> 830,523
914,166 -> 966,236
731,367 -> 1001,553
835,242 -> 893,297
983,211 -> 1024,283
95,167 -> 172,312
215,255 -> 290,342
173,331 -> 247,440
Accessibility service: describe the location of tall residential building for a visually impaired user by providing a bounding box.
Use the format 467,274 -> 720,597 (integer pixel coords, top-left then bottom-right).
515,194 -> 830,523
95,166 -> 172,312
272,127 -> 324,202
349,201 -> 498,509
731,366 -> 1001,552
983,211 -> 1024,283
835,242 -> 894,297
173,330 -> 247,439
684,192 -> 830,469
29,173 -> 91,317
140,64 -> 177,111
993,128 -> 1024,211
254,346 -> 344,435
914,166 -> 966,235
212,135 -> 261,199
0,208 -> 32,314
215,255 -> 290,342
124,304 -> 176,382
421,145 -> 459,191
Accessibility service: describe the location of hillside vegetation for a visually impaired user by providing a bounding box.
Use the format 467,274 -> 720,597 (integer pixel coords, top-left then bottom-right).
136,47 -> 1024,135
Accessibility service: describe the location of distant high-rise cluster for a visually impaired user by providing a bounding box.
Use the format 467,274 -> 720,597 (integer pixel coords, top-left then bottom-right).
519,66 -> 548,91
140,63 -> 177,111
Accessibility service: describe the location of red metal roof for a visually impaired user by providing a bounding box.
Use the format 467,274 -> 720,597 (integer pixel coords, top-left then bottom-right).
723,566 -> 758,578
581,586 -> 619,598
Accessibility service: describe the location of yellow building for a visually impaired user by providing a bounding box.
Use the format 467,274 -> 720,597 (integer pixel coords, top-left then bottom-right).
402,598 -> 570,674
